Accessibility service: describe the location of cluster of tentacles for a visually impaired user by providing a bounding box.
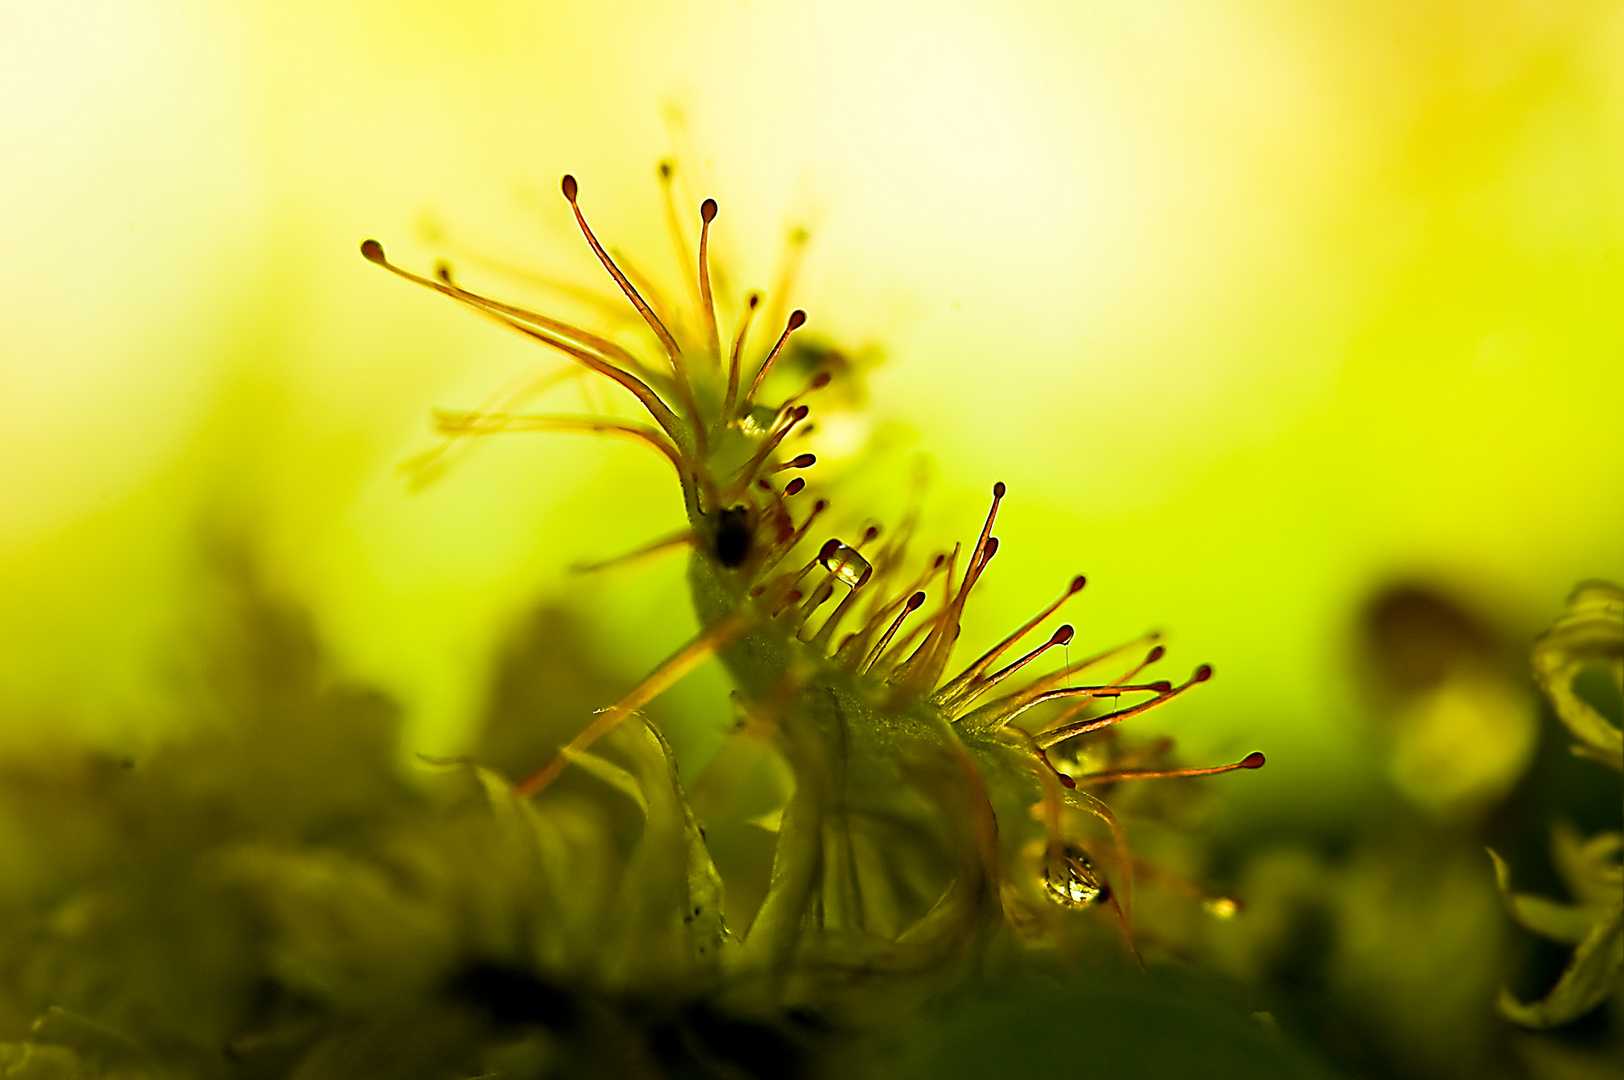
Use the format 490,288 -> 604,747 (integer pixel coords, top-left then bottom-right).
362,171 -> 1263,960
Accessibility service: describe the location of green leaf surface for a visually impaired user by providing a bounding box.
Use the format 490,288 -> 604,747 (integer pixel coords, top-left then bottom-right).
1531,582 -> 1624,772
1488,849 -> 1604,945
1498,896 -> 1624,1029
597,719 -> 731,988
1553,827 -> 1624,906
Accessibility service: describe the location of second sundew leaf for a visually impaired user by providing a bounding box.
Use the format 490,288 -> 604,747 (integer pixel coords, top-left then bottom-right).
1552,824 -> 1624,908
739,676 -> 1009,973
568,749 -> 649,813
1492,582 -> 1624,1030
1531,580 -> 1624,771
1497,896 -> 1624,1029
1488,848 -> 1603,945
591,719 -> 730,990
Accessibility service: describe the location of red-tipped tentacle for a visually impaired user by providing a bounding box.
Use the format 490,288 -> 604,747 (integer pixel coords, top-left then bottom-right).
431,411 -> 688,481
935,575 -> 1087,707
859,591 -> 928,674
697,197 -> 722,361
942,625 -> 1077,719
951,635 -> 1162,732
560,175 -> 684,364
727,404 -> 810,498
723,293 -> 762,421
559,176 -> 706,440
360,240 -> 685,445
746,309 -> 808,404
841,552 -> 946,667
1033,665 -> 1213,749
1037,645 -> 1170,733
1073,751 -> 1265,786
888,544 -> 961,686
898,482 -> 1006,695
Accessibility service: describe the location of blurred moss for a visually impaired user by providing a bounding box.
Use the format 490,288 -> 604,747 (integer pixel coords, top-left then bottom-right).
1492,583 -> 1622,1032
2,537 -> 1620,1080
0,552 -> 802,1079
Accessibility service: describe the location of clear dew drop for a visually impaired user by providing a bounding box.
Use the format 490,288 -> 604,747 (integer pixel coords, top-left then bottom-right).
1042,845 -> 1104,909
818,542 -> 873,588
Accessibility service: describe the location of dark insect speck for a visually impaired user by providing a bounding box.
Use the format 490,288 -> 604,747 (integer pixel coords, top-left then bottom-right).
715,506 -> 753,568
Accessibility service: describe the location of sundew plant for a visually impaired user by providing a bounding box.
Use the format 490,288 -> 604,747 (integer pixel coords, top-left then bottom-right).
361,170 -> 1264,1045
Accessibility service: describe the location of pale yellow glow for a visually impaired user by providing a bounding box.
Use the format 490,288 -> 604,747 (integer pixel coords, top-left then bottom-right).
2,1 -> 1620,827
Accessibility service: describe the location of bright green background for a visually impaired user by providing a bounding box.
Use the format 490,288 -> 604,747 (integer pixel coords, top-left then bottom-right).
3,0 -> 1621,831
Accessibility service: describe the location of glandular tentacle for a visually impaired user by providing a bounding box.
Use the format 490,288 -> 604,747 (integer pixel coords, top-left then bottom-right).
360,239 -> 686,447
935,575 -> 1087,708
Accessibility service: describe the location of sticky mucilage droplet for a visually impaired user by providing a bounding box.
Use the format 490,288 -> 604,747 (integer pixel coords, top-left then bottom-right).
817,540 -> 872,588
1042,845 -> 1105,909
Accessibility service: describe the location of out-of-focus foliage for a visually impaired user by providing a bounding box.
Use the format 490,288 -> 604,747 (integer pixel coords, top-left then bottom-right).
1530,583 -> 1624,774
1357,583 -> 1539,820
5,551 -> 1619,1080
1491,582 -> 1622,1031
0,559 -> 808,1080
1128,574 -> 1623,1080
0,556 -> 1342,1080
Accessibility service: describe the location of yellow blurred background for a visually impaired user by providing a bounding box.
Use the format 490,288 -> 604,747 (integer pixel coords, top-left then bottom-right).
3,0 -> 1621,827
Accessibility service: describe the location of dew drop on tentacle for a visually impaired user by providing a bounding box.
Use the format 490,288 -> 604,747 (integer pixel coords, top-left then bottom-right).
1043,845 -> 1106,909
817,540 -> 873,588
